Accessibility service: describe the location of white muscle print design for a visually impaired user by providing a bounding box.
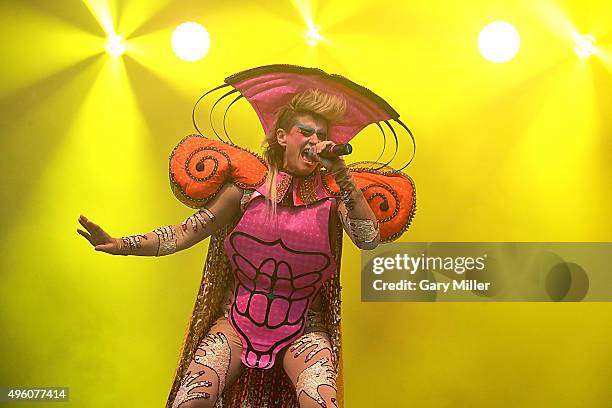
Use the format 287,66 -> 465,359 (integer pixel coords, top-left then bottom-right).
172,331 -> 232,408
194,332 -> 231,393
172,370 -> 212,407
295,356 -> 337,408
290,331 -> 334,364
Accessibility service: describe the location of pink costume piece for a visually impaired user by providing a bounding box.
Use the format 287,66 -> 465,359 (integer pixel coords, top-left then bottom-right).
223,171 -> 337,369
226,66 -> 395,145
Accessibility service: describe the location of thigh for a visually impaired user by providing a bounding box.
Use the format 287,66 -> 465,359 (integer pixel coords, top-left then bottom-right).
282,330 -> 338,408
172,317 -> 244,408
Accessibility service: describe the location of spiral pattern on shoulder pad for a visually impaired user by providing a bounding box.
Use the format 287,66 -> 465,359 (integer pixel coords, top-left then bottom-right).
322,164 -> 416,242
169,135 -> 268,209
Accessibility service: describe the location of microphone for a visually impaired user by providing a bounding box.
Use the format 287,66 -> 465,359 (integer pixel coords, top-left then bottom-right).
304,144 -> 352,161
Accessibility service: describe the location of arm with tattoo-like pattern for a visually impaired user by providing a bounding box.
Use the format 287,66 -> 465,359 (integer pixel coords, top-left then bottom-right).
329,160 -> 380,250
77,183 -> 244,256
307,142 -> 380,250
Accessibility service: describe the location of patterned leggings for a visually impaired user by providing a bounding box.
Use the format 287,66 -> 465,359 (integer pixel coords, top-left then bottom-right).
171,315 -> 338,408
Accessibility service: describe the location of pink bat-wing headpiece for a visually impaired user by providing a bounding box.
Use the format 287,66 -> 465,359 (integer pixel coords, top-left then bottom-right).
225,64 -> 397,144
192,64 -> 415,169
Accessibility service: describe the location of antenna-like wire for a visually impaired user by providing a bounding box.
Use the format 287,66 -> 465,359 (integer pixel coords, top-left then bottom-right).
377,120 -> 398,170
373,122 -> 387,164
222,94 -> 243,145
393,118 -> 416,171
192,83 -> 230,137
209,89 -> 239,141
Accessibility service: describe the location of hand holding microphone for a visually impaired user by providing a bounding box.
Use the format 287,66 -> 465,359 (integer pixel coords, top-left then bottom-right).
304,142 -> 352,163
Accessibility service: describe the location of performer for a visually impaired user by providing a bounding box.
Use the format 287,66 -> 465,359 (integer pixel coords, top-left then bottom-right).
77,65 -> 416,408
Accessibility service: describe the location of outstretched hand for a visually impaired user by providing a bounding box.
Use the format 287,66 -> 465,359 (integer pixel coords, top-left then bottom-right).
77,214 -> 123,255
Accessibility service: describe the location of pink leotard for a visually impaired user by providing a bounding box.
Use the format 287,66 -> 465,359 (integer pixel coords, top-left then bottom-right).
223,172 -> 337,369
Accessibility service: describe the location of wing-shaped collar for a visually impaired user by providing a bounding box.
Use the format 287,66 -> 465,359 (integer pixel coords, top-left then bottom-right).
255,170 -> 335,206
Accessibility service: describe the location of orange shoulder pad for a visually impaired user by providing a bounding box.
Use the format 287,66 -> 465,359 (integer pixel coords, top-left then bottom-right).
322,164 -> 416,242
169,135 -> 268,209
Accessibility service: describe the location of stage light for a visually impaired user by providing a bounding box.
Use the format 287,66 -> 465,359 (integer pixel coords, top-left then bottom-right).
105,34 -> 126,57
574,34 -> 597,59
305,22 -> 322,46
478,21 -> 521,63
171,22 -> 210,62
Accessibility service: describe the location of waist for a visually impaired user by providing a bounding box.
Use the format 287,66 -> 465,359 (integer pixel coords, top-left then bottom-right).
219,290 -> 325,330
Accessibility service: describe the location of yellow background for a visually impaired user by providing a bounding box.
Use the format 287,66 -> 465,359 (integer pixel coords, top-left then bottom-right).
1,0 -> 611,406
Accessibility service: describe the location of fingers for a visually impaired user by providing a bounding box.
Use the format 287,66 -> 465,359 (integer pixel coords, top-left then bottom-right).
95,241 -> 124,255
78,215 -> 94,233
78,215 -> 122,255
78,215 -> 98,242
79,214 -> 100,233
79,214 -> 104,233
77,214 -> 114,247
94,243 -> 116,254
78,214 -> 112,241
314,141 -> 335,154
77,228 -> 94,245
307,149 -> 326,165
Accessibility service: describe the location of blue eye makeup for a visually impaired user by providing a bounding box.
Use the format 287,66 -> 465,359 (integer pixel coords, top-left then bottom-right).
295,123 -> 328,140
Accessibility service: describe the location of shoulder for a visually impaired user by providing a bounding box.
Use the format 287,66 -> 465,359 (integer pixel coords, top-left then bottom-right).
169,134 -> 268,209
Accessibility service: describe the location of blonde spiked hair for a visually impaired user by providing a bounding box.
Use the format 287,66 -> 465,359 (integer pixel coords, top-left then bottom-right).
262,89 -> 347,215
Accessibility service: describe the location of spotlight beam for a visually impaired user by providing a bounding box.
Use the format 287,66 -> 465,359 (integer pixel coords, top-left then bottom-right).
574,34 -> 597,59
105,34 -> 125,56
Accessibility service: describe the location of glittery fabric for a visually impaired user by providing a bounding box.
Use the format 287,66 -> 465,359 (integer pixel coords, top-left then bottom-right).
180,209 -> 211,233
299,173 -> 317,204
194,332 -> 232,394
200,208 -> 216,223
330,166 -> 358,212
223,194 -> 337,369
274,172 -> 293,203
155,225 -> 177,256
172,370 -> 212,407
239,189 -> 255,213
339,189 -> 355,212
256,171 -> 334,206
290,332 -> 334,365
296,357 -> 337,407
305,308 -> 326,333
342,216 -> 379,244
285,331 -> 338,408
120,234 -> 148,251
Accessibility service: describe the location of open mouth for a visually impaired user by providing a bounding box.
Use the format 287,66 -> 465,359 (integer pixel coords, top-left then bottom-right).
300,149 -> 315,165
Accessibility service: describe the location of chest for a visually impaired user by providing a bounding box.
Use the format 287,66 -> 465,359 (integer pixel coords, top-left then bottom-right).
230,196 -> 334,252
223,197 -> 337,291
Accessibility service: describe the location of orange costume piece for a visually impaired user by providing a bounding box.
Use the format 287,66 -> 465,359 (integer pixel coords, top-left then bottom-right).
170,135 -> 415,243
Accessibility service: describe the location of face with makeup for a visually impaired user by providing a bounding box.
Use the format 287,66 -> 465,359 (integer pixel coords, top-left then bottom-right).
276,114 -> 330,176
